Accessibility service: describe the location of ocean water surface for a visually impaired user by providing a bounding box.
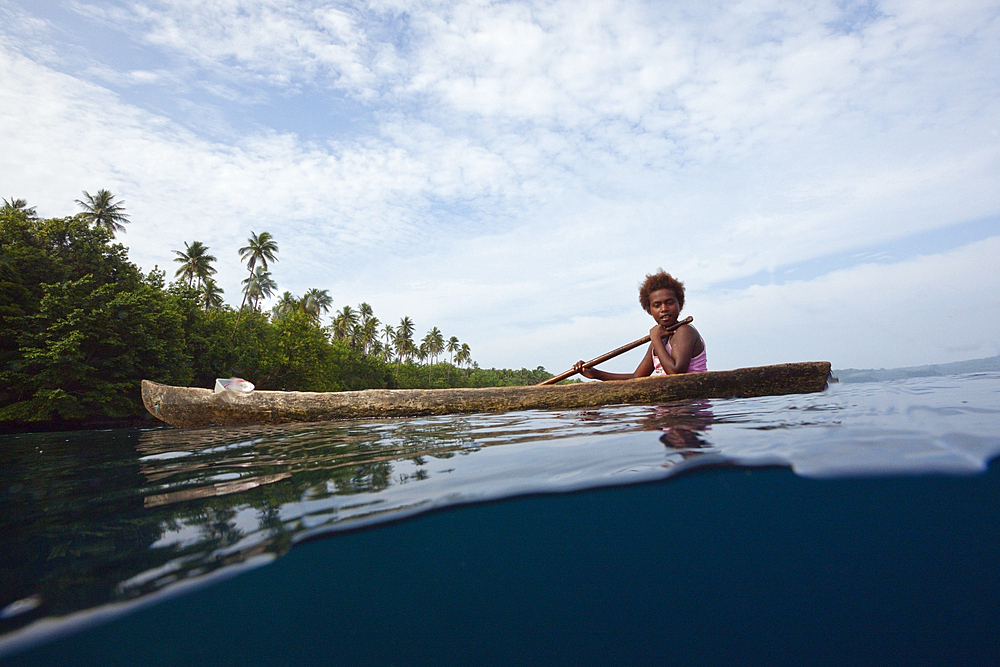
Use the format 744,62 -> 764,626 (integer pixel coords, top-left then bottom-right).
1,373 -> 999,665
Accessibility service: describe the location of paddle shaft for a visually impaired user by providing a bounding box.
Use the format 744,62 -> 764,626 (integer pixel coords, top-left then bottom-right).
538,316 -> 694,385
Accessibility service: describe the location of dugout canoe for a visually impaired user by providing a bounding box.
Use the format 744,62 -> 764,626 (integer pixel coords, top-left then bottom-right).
142,361 -> 831,428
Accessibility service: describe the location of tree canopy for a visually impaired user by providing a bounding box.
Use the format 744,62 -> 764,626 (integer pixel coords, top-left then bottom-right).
0,196 -> 549,431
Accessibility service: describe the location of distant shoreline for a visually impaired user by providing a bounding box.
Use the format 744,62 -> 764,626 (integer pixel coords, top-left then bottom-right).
834,355 -> 1000,383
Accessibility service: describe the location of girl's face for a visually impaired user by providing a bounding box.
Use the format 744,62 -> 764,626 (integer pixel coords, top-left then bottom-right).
649,288 -> 681,327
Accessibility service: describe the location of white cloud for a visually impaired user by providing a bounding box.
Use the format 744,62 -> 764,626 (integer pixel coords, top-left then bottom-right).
76,0 -> 399,96
512,235 -> 1000,375
1,0 -> 998,371
700,235 -> 1000,370
0,44 -> 539,294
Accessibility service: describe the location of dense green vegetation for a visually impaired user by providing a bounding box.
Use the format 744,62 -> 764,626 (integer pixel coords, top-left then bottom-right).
0,195 -> 551,430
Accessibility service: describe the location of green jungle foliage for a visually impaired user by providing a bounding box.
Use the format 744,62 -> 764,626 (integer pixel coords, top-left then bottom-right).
0,204 -> 552,430
392,363 -> 552,389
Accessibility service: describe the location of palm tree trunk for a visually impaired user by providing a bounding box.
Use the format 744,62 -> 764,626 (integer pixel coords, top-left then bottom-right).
231,261 -> 256,337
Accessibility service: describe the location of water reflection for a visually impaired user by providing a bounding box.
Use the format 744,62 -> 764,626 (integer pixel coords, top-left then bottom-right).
2,407 -> 698,650
649,400 -> 715,450
135,408 -> 684,505
3,373 -> 1000,656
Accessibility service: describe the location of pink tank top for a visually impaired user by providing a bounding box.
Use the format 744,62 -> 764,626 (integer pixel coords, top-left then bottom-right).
651,338 -> 708,375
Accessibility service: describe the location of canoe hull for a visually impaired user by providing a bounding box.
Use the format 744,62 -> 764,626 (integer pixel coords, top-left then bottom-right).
142,361 -> 831,428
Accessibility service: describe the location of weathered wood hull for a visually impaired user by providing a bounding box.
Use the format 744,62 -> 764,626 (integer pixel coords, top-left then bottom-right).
142,361 -> 831,428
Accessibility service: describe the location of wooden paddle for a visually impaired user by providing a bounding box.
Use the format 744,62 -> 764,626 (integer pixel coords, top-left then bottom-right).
537,316 -> 694,386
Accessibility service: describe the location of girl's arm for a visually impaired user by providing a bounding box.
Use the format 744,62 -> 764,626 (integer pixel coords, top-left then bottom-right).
649,324 -> 699,374
573,346 -> 655,381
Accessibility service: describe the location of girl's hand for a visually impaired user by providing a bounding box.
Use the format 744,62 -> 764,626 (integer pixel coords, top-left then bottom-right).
573,360 -> 596,379
650,324 -> 674,341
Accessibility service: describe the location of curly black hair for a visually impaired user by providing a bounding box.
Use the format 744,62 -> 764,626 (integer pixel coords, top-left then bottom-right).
638,270 -> 685,313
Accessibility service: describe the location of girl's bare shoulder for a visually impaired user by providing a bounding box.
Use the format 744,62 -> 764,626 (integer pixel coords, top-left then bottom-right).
674,323 -> 700,337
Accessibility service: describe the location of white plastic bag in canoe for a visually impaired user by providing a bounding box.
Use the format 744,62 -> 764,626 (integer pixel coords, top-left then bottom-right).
214,378 -> 255,394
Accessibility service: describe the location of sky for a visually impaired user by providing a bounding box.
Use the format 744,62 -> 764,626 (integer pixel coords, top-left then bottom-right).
2,0 -> 998,374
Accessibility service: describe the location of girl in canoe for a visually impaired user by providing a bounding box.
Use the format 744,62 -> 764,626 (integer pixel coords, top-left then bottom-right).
573,270 -> 707,380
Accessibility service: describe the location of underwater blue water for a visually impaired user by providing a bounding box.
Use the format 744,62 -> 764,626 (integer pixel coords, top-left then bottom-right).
2,373 -> 999,665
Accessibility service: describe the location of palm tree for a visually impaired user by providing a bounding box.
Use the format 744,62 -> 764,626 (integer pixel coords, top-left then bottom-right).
394,316 -> 415,377
382,324 -> 396,362
234,231 -> 278,330
355,303 -> 375,353
242,272 -> 262,310
417,342 -> 431,382
332,305 -> 358,341
257,270 -> 278,310
76,189 -> 129,234
447,336 -> 460,365
302,288 -> 333,323
173,241 -> 217,288
367,317 -> 381,355
272,291 -> 299,320
359,302 -> 374,322
428,327 -> 444,365
456,343 -> 471,368
201,277 -> 225,310
356,312 -> 380,357
271,289 -> 333,323
421,330 -> 438,366
2,197 -> 37,219
242,266 -> 277,310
